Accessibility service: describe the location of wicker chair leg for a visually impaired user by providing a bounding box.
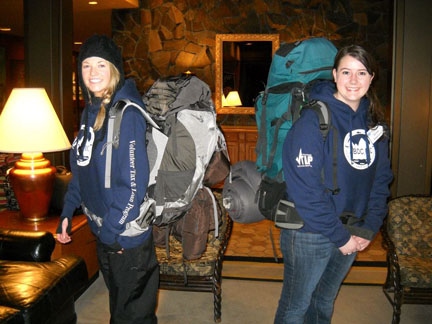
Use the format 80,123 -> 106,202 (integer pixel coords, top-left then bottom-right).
392,311 -> 400,324
213,271 -> 222,322
392,288 -> 403,324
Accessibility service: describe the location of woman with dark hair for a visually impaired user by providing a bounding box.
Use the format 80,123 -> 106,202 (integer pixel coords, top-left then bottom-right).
56,35 -> 158,324
274,45 -> 393,323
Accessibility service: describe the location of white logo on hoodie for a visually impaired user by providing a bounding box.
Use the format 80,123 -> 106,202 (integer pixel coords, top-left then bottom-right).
343,129 -> 375,170
295,149 -> 313,167
73,124 -> 95,166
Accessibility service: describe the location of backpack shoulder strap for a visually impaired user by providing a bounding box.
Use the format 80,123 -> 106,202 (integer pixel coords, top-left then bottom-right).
303,99 -> 331,139
104,99 -> 159,188
302,100 -> 340,195
110,99 -> 159,150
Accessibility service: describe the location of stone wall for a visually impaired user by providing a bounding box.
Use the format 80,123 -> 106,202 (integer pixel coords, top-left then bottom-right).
112,0 -> 392,106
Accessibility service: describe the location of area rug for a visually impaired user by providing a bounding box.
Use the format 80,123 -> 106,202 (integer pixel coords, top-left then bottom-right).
223,219 -> 387,284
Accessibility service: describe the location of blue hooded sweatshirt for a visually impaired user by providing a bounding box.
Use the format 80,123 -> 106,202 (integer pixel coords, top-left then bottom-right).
61,78 -> 151,249
282,80 -> 393,247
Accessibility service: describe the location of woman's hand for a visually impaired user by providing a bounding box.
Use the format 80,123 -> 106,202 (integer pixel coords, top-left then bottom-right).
56,218 -> 72,244
339,236 -> 362,255
352,235 -> 371,252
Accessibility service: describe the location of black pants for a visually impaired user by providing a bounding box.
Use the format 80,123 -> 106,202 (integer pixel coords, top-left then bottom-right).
97,233 -> 159,324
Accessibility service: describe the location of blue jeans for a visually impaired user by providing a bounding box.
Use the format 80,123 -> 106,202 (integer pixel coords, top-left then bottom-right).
274,229 -> 357,324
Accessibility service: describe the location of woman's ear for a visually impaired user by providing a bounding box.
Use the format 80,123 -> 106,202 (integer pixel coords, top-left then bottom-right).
332,68 -> 337,81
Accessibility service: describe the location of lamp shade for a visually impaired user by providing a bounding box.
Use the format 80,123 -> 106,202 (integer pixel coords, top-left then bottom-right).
222,94 -> 228,107
0,88 -> 71,153
225,91 -> 242,106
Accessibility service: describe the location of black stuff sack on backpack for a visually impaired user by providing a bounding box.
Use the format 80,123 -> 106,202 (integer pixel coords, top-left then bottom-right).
255,176 -> 287,220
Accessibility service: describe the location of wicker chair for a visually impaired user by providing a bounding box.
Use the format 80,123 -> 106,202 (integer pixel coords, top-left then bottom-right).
155,191 -> 233,323
382,195 -> 432,324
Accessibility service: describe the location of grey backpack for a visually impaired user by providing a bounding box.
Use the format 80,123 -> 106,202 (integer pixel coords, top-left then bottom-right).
105,74 -> 226,230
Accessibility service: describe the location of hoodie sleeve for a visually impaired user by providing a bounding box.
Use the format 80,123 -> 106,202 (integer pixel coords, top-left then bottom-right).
60,139 -> 82,219
282,109 -> 351,247
98,104 -> 149,245
57,137 -> 83,234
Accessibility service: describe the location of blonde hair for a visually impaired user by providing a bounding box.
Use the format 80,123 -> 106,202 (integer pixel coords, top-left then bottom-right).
92,62 -> 121,131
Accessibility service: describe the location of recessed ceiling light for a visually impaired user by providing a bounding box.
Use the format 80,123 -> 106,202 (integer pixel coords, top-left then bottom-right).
0,27 -> 12,32
88,1 -> 98,5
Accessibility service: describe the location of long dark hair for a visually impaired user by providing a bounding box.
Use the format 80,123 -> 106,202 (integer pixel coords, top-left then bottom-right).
333,45 -> 385,128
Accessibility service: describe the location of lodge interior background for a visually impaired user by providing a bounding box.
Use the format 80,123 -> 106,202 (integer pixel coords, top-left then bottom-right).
0,0 -> 431,204
0,2 -> 431,322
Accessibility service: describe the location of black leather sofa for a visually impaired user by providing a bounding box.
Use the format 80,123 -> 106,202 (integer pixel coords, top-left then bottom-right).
0,229 -> 88,324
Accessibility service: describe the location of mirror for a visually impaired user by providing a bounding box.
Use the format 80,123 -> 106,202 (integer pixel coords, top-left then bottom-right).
215,34 -> 280,114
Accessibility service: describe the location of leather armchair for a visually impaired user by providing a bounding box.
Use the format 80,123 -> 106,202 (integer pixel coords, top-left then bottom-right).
0,229 -> 88,324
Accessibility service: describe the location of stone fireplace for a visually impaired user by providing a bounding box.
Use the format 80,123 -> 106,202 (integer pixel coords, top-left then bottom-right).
112,0 -> 392,108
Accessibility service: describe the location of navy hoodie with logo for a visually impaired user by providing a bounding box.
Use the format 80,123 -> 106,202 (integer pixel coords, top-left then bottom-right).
61,79 -> 150,249
282,80 -> 393,247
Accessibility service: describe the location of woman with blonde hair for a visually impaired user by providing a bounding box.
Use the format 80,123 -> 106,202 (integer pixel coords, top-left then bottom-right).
56,35 -> 158,324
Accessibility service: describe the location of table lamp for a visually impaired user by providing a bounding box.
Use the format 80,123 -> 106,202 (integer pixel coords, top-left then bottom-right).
0,88 -> 71,221
225,90 -> 242,106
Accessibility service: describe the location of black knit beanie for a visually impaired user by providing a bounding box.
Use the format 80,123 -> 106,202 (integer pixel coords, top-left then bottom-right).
77,34 -> 125,101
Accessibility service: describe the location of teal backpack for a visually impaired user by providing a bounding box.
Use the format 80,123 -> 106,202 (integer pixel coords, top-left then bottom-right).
254,37 -> 338,219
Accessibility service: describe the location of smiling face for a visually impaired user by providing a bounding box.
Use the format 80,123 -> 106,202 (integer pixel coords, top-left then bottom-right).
332,55 -> 374,111
81,57 -> 112,97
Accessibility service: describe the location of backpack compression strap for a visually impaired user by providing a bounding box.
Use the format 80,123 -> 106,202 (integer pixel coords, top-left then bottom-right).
105,99 -> 159,189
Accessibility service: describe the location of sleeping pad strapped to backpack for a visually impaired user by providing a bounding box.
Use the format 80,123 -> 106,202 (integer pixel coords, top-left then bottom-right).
223,37 -> 338,225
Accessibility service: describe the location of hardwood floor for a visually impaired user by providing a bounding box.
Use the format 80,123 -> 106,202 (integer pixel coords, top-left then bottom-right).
223,219 -> 387,284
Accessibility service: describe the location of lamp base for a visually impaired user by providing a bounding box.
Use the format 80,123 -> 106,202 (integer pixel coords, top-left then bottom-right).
8,153 -> 56,221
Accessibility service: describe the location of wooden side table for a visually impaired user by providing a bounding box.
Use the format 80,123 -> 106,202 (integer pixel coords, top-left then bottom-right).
0,210 -> 99,280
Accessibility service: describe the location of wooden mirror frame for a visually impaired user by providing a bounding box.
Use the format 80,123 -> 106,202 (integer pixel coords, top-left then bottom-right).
215,34 -> 280,114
